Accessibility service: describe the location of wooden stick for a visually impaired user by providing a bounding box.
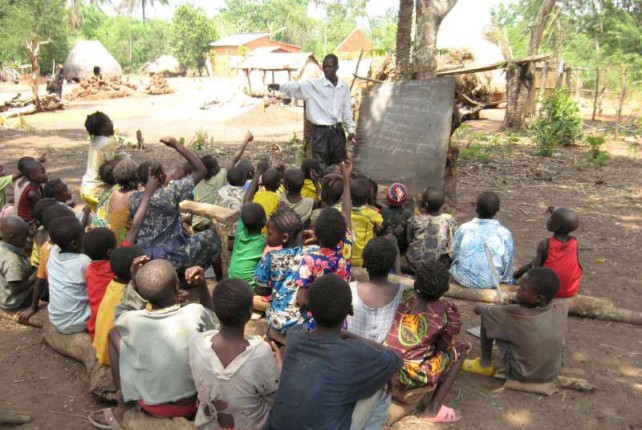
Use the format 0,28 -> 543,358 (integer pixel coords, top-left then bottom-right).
591,67 -> 600,121
350,49 -> 364,92
615,65 -> 627,139
0,410 -> 32,424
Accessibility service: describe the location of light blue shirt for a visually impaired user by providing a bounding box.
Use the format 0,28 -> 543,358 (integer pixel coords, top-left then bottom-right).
450,218 -> 514,289
47,246 -> 91,334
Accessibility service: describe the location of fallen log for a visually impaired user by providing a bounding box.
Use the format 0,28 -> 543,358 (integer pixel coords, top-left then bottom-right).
179,201 -> 238,228
0,410 -> 32,425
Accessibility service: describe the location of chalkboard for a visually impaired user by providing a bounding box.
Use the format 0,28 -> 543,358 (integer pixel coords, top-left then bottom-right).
353,77 -> 455,191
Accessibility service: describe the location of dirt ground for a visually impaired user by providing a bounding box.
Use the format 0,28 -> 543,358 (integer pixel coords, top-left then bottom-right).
1,80 -> 641,429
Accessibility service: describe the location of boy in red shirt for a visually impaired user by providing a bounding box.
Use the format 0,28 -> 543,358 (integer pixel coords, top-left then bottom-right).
515,207 -> 582,298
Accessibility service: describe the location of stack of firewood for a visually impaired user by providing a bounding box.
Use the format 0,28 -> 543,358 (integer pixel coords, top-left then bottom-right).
67,76 -> 137,101
145,74 -> 173,95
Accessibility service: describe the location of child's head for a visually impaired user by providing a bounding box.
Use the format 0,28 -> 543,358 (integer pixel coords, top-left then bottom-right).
476,191 -> 500,219
320,176 -> 343,204
314,207 -> 346,249
113,158 -> 139,191
386,183 -> 408,207
82,227 -> 117,261
301,158 -> 322,180
213,278 -> 253,327
139,160 -> 165,185
48,217 -> 84,253
41,204 -> 75,230
363,237 -> 397,278
24,161 -> 47,184
421,187 -> 445,212
17,156 -> 36,177
413,258 -> 451,301
308,273 -> 352,329
201,155 -> 220,180
546,207 -> 579,235
262,168 -> 281,192
241,203 -> 266,234
350,178 -> 371,207
0,216 -> 30,248
283,168 -> 305,194
99,160 -> 118,187
237,159 -> 255,181
226,166 -> 246,187
84,111 -> 114,137
134,259 -> 179,308
266,207 -> 304,248
43,179 -> 72,202
517,268 -> 560,307
110,245 -> 145,283
33,198 -> 59,226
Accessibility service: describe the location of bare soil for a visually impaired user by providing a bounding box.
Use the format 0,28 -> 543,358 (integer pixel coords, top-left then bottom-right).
1,83 -> 641,429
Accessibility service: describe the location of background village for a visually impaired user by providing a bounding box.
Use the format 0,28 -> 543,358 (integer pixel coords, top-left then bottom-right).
1,0 -> 641,429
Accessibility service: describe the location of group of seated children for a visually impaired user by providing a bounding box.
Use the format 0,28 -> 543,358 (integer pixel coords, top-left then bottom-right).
0,109 -> 584,429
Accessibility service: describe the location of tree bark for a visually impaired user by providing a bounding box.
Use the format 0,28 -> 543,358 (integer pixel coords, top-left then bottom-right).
394,0 -> 414,80
502,0 -> 556,131
26,39 -> 50,112
414,0 -> 458,80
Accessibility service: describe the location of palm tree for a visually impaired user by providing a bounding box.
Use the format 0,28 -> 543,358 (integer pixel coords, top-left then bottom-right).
120,0 -> 168,22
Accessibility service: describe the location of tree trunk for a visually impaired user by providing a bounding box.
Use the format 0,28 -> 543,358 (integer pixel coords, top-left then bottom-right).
394,0 -> 414,80
26,39 -> 49,112
414,0 -> 458,80
142,0 -> 146,22
502,0 -> 556,131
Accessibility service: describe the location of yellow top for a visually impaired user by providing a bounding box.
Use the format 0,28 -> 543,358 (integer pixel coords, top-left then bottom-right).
301,179 -> 320,201
93,279 -> 126,365
253,190 -> 280,233
350,206 -> 383,267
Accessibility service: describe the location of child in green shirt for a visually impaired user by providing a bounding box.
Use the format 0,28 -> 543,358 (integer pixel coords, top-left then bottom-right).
228,203 -> 266,290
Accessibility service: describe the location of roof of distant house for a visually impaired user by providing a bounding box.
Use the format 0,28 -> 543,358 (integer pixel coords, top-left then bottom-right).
210,33 -> 269,47
336,28 -> 373,53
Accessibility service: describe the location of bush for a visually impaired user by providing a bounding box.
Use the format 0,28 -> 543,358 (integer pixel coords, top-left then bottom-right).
586,135 -> 609,165
531,90 -> 583,156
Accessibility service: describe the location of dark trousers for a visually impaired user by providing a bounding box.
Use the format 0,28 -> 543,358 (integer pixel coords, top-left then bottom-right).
311,124 -> 347,170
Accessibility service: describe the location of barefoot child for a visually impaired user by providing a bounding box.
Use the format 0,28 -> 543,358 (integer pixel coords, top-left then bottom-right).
279,168 -> 315,224
463,267 -> 568,382
0,216 -> 35,309
515,207 -> 582,298
228,203 -> 266,290
189,277 -> 280,429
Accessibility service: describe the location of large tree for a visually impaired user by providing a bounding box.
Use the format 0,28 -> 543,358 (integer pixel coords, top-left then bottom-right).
120,0 -> 168,22
171,5 -> 218,71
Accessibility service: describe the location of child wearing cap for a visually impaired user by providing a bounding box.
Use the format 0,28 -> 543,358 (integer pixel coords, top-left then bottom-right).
380,182 -> 413,257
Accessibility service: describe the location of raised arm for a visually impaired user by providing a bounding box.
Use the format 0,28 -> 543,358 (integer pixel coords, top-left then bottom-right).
123,169 -> 161,245
244,159 -> 269,205
229,130 -> 254,169
268,82 -> 305,99
160,136 -> 207,184
340,160 -> 352,231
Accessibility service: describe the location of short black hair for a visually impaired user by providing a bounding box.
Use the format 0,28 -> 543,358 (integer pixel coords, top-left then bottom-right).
314,207 -> 346,248
135,259 -> 178,305
350,178 -> 372,207
523,268 -> 560,303
213,278 -> 253,326
323,54 -> 339,66
476,191 -> 500,218
301,159 -> 322,179
241,203 -> 266,232
33,198 -> 59,225
42,204 -> 76,229
414,257 -> 451,301
227,165 -> 246,187
84,111 -> 111,136
99,160 -> 118,186
113,158 -> 139,191
17,157 -> 36,175
43,179 -> 68,201
138,160 -> 164,183
262,168 -> 281,192
269,206 -> 304,237
201,155 -> 220,180
549,207 -> 579,235
308,273 -> 351,328
283,168 -> 304,194
236,159 -> 255,180
363,237 -> 397,278
82,227 -> 116,260
321,176 -> 343,202
422,187 -> 445,212
110,245 -> 145,283
48,217 -> 84,250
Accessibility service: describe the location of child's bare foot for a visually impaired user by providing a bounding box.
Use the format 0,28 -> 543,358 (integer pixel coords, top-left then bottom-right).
421,405 -> 461,423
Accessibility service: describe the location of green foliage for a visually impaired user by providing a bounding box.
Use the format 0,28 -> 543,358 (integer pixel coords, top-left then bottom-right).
367,8 -> 397,54
531,91 -> 584,156
0,0 -> 69,74
189,130 -> 213,151
171,5 -> 218,70
586,135 -> 609,165
452,125 -> 519,162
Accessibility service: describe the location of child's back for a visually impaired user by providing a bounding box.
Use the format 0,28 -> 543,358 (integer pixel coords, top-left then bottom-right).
83,228 -> 117,339
543,236 -> 582,298
228,203 -> 266,290
0,216 -> 33,310
407,213 -> 456,271
350,178 -> 382,267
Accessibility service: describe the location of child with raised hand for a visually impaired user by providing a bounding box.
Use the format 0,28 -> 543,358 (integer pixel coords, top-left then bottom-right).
279,168 -> 315,224
189,278 -> 280,430
83,228 -> 117,340
515,207 -> 582,298
463,268 -> 568,383
450,191 -> 514,289
88,260 -> 218,428
254,207 -> 310,343
406,187 -> 457,275
228,203 -> 267,291
17,160 -> 47,223
45,217 -> 92,334
349,175 -> 383,267
80,111 -> 129,211
300,158 -> 322,201
0,216 -> 35,310
265,274 -> 403,430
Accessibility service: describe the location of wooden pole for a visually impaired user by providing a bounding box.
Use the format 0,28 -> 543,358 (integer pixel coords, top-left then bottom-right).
350,49 -> 364,92
591,67 -> 600,121
614,65 -> 627,140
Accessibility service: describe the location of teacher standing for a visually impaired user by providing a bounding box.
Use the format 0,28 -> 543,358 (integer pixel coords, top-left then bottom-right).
268,54 -> 356,170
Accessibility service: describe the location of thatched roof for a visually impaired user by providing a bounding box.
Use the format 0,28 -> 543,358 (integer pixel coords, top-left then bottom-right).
63,41 -> 122,81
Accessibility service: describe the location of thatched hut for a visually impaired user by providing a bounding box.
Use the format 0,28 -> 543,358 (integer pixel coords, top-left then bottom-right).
141,55 -> 187,77
63,41 -> 122,81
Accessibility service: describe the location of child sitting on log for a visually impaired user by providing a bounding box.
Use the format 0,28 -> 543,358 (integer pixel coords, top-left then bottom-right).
279,168 -> 315,225
0,216 -> 35,310
228,203 -> 266,291
515,207 -> 582,298
189,278 -> 280,429
463,267 -> 569,382
300,158 -> 322,201
29,198 -> 58,270
88,260 -> 218,428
